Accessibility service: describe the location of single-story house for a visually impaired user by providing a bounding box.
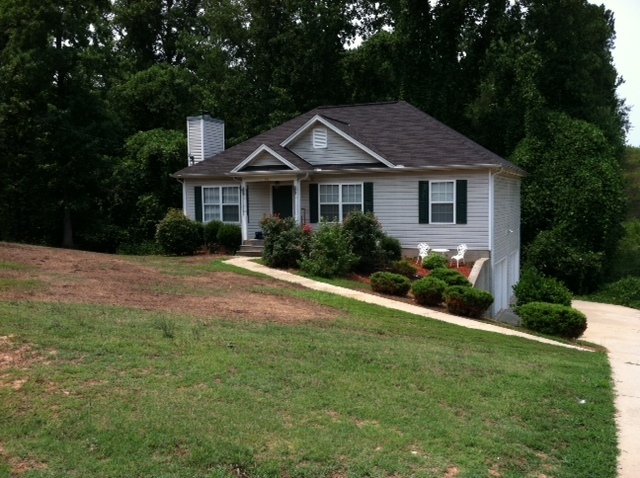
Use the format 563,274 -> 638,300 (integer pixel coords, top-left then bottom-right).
172,101 -> 525,317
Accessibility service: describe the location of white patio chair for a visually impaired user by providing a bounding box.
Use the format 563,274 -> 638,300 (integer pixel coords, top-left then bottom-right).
416,243 -> 430,264
450,244 -> 467,267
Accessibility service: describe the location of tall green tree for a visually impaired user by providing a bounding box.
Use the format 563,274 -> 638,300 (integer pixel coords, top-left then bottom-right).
0,0 -> 116,247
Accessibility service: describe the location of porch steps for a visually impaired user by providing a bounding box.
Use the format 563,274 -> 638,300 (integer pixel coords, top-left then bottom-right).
237,239 -> 264,257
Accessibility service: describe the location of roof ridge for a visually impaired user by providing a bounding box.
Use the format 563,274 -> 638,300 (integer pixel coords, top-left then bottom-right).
317,100 -> 399,110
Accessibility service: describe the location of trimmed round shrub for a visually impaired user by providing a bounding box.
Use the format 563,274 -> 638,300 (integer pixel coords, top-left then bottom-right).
217,224 -> 242,254
513,267 -> 572,307
444,286 -> 494,318
370,272 -> 411,296
517,302 -> 587,339
422,254 -> 448,271
389,260 -> 418,279
412,277 -> 447,306
429,268 -> 471,287
155,208 -> 203,256
203,220 -> 224,251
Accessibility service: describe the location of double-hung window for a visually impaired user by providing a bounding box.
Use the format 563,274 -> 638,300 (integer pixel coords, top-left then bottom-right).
430,181 -> 455,224
319,183 -> 362,221
202,186 -> 240,223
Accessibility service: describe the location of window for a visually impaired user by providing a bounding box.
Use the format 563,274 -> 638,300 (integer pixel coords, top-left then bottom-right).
202,186 -> 240,223
430,181 -> 455,223
313,127 -> 328,149
319,183 -> 362,221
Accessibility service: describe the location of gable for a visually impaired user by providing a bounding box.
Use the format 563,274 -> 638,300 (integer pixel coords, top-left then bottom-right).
287,126 -> 381,166
232,144 -> 298,172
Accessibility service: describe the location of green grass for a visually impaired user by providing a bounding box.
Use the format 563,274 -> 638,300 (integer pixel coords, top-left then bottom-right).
0,278 -> 43,292
0,287 -> 617,477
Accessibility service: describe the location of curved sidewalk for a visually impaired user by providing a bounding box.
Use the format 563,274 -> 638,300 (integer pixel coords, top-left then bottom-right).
574,300 -> 640,478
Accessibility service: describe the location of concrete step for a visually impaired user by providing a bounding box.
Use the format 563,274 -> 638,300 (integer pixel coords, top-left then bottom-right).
237,244 -> 263,257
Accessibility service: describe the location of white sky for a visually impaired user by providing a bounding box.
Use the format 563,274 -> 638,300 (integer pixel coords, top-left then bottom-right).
589,0 -> 640,146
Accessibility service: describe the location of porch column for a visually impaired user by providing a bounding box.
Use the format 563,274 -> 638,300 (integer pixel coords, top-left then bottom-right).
241,180 -> 248,241
294,177 -> 302,225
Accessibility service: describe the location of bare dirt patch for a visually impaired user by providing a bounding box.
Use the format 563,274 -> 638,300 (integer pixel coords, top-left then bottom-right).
0,243 -> 340,324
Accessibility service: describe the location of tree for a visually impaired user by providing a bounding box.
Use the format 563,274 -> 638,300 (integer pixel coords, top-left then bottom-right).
511,112 -> 626,292
0,0 -> 116,247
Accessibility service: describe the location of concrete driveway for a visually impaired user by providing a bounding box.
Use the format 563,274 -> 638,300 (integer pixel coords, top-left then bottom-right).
574,300 -> 640,478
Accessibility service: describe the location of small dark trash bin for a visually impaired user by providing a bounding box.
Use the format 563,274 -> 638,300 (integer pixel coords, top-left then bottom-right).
255,231 -> 264,240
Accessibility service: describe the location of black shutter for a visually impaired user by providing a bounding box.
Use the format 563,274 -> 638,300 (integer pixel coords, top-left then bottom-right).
194,186 -> 203,222
309,183 -> 319,223
456,180 -> 467,224
418,181 -> 429,224
363,182 -> 374,213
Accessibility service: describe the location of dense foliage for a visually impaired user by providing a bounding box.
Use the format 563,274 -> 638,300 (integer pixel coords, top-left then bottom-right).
342,211 -> 397,272
370,272 -> 412,297
518,302 -> 588,339
389,260 -> 418,279
422,254 -> 448,271
412,277 -> 448,306
299,220 -> 357,278
155,209 -> 203,256
428,268 -> 472,288
513,268 -> 573,307
444,286 -> 495,318
0,0 -> 629,296
260,215 -> 312,269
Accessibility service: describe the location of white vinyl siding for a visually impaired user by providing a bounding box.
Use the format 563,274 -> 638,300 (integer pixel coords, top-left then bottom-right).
319,183 -> 362,221
247,182 -> 271,238
289,128 -> 380,165
300,171 -> 490,250
430,181 -> 455,224
187,116 -> 224,163
491,174 -> 521,315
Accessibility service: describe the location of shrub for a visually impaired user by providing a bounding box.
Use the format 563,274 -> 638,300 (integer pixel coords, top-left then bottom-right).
591,277 -> 640,309
342,211 -> 398,272
260,215 -> 312,268
525,227 -> 604,294
217,224 -> 242,254
609,219 -> 640,281
203,220 -> 224,251
444,286 -> 494,318
517,302 -> 587,339
412,277 -> 448,306
299,221 -> 356,277
389,260 -> 418,279
370,272 -> 411,296
429,268 -> 471,287
155,209 -> 203,256
513,267 -> 572,307
422,254 -> 448,270
380,236 -> 402,264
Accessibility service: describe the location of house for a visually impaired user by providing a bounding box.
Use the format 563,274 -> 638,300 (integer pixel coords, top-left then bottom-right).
172,101 -> 525,317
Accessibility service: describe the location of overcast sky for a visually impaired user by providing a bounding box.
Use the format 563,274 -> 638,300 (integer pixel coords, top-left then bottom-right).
589,0 -> 640,146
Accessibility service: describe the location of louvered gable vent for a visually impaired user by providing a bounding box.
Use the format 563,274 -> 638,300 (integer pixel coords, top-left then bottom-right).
313,127 -> 327,149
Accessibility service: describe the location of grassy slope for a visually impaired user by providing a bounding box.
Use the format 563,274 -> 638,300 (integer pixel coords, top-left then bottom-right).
0,255 -> 617,478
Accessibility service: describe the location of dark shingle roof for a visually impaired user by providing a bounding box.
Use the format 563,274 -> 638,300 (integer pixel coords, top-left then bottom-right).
173,101 -> 524,177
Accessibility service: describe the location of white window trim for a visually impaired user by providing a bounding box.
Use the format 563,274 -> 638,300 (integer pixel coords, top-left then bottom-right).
319,182 -> 363,222
429,180 -> 456,224
202,185 -> 241,223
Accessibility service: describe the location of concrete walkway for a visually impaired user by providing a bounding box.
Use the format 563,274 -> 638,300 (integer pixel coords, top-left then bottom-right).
574,300 -> 640,478
226,258 -> 640,475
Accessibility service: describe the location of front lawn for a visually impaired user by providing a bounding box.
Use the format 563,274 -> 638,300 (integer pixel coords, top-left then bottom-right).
0,247 -> 617,477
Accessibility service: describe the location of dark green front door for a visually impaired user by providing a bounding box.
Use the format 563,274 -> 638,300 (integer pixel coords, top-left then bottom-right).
272,185 -> 293,218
